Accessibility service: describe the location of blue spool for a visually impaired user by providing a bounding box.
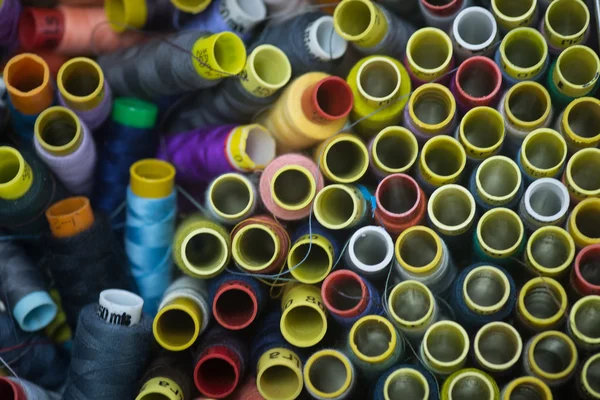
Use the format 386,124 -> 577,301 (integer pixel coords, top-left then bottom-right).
494,45 -> 550,88
329,273 -> 382,329
6,99 -> 40,142
250,310 -> 303,370
292,220 -> 341,261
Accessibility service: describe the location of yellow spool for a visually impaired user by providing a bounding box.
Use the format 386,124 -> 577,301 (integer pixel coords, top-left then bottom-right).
520,128 -> 567,178
568,198 -> 600,248
257,347 -> 303,400
226,124 -> 275,172
564,147 -> 600,201
191,32 -> 246,80
475,156 -> 522,206
207,173 -> 254,223
504,81 -> 552,131
303,349 -> 353,399
232,222 -> 280,272
525,226 -> 575,278
287,233 -> 334,284
35,106 -> 82,156
544,0 -> 590,50
474,322 -> 522,374
428,184 -> 476,237
501,377 -> 552,400
517,277 -> 567,330
280,284 -> 327,348
476,208 -> 524,259
270,165 -> 316,211
499,28 -> 548,80
395,226 -> 442,275
419,135 -> 466,187
459,107 -> 505,160
240,45 -> 292,98
569,295 -> 600,349
347,55 -> 411,136
153,297 -> 201,351
170,0 -> 210,14
314,133 -> 369,183
44,289 -> 72,344
462,266 -> 510,315
384,368 -> 430,400
57,58 -> 106,111
441,369 -> 498,400
333,0 -> 388,48
422,321 -> 470,375
492,0 -> 537,31
581,354 -> 600,399
349,316 -> 397,365
313,184 -> 365,230
552,45 -> 600,98
406,28 -> 453,82
560,97 -> 600,150
0,147 -> 33,200
527,331 -> 578,384
370,126 -> 418,175
130,159 -> 175,199
173,215 -> 231,279
408,83 -> 456,137
137,378 -> 184,400
387,280 -> 435,332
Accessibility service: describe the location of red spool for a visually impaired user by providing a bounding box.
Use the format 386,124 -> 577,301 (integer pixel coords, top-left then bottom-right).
212,281 -> 259,330
573,244 -> 600,296
321,270 -> 368,319
18,8 -> 65,50
0,378 -> 25,400
301,76 -> 354,123
421,0 -> 462,16
454,56 -> 502,111
194,345 -> 242,399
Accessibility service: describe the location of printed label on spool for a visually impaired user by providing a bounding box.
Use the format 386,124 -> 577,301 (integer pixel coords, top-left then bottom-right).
295,234 -> 335,262
544,19 -> 586,49
239,68 -> 276,98
226,126 -> 257,171
258,347 -> 303,373
96,304 -> 133,326
137,378 -> 184,400
219,0 -> 263,35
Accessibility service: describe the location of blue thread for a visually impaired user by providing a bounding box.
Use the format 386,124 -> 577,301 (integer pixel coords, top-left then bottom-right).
329,273 -> 382,329
468,164 -> 524,212
372,364 -> 440,400
494,46 -> 550,88
357,184 -> 377,218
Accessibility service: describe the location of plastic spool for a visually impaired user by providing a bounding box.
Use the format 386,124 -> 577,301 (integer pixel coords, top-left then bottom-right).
525,331 -> 578,387
3,53 -> 53,115
280,284 -> 327,348
383,367 -> 431,400
211,277 -> 260,331
492,0 -> 538,32
551,45 -> 600,99
332,0 -> 388,49
288,231 -> 334,284
313,184 -> 367,230
462,266 -> 511,316
564,148 -> 600,204
476,208 -> 524,262
573,244 -> 600,297
519,128 -> 567,181
321,270 -> 375,327
568,198 -> 600,249
580,354 -> 600,399
369,126 -> 418,178
568,295 -> 600,352
498,27 -> 548,82
314,133 -> 368,184
56,57 -> 105,112
0,147 -> 34,200
231,216 -> 286,275
98,289 -> 143,326
345,225 -> 394,279
418,0 -> 471,32
405,83 -> 457,143
387,280 -> 437,344
256,347 -> 303,400
405,28 -> 454,84
520,178 -> 570,232
418,135 -> 466,189
428,184 -> 476,237
516,277 -> 568,332
543,0 -> 590,53
206,173 -> 256,225
475,156 -> 522,208
458,107 -> 505,163
442,369 -> 498,400
474,322 -> 522,375
422,321 -> 470,377
304,15 -> 348,61
46,196 -> 94,238
525,226 -> 574,279
451,6 -> 498,61
556,97 -> 600,152
303,349 -> 355,400
501,376 -> 552,400
453,56 -> 502,113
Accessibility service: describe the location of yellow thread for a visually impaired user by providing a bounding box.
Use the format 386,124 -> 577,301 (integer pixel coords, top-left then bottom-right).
0,147 -> 34,200
564,147 -> 600,201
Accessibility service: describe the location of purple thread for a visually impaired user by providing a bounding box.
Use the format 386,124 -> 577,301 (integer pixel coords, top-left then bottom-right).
34,119 -> 97,196
157,125 -> 236,186
58,82 -> 113,131
0,0 -> 21,48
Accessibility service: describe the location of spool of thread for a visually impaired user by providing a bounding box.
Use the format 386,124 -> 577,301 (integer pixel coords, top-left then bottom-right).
525,226 -> 575,279
421,321 -> 470,378
226,376 -> 263,400
321,269 -> 380,328
258,73 -> 352,152
313,184 -> 370,230
373,365 -> 438,400
523,330 -> 578,388
518,128 -> 567,184
578,353 -> 600,399
314,133 -> 368,183
568,295 -> 600,353
56,57 -> 112,131
568,198 -> 600,249
63,303 -> 152,399
494,27 -> 549,87
0,0 -> 21,48
42,198 -> 132,328
136,351 -> 194,400
0,147 -> 67,235
98,288 -> 144,327
251,12 -> 346,77
303,349 -> 356,400
34,106 -> 97,196
288,222 -> 339,284
450,6 -> 499,62
209,272 -> 266,330
501,376 -> 552,400
519,178 -> 570,232
441,368 -> 500,400
126,159 -> 176,315
427,184 -> 476,260
259,154 -> 324,221
369,126 -> 418,178
450,263 -> 516,331
474,322 -> 523,377
231,215 -> 289,275
44,288 -> 73,345
456,106 -> 505,166
280,283 -> 327,348
332,0 -> 415,59
262,0 -> 308,24
105,0 -> 178,32
98,31 -> 246,99
473,208 -> 525,267
451,56 -> 502,114
556,97 -> 600,154
470,156 -> 524,211
491,0 -> 538,32
547,45 -> 600,108
173,214 -> 231,279
171,0 -> 211,13
416,135 -> 466,195
345,225 -> 394,279
346,55 -> 412,136
93,97 -> 159,215
405,28 -> 454,86
394,226 -> 456,295
515,277 -> 568,334
541,0 -> 590,55
18,7 -> 64,50
153,276 -> 210,351
403,83 -> 457,144
563,148 -> 600,204
3,53 -> 53,139
418,0 -> 472,31
0,377 -> 60,400
0,311 -> 68,389
497,81 -> 554,156
205,173 -> 257,225
573,244 -> 600,297
347,315 -> 403,380
0,240 -> 57,332
374,173 -> 426,237
194,327 -> 248,399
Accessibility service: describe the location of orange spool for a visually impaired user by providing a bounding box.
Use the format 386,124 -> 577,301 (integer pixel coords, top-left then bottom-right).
3,53 -> 53,115
46,197 -> 95,238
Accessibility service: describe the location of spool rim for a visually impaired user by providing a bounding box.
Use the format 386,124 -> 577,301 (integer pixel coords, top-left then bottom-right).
476,208 -> 524,258
376,173 -> 422,218
520,128 -> 567,175
528,331 -> 578,380
423,321 -> 470,369
57,57 -> 105,109
246,44 -> 292,91
232,224 -> 279,272
428,184 -> 476,236
575,244 -> 600,291
518,277 -> 567,327
452,6 -> 498,51
371,127 -> 418,175
349,315 -> 397,363
46,196 -> 95,238
406,27 -> 453,76
332,0 -> 379,42
280,301 -> 327,348
388,280 -> 435,328
569,198 -> 600,247
524,178 -> 570,224
555,45 -> 600,95
348,226 -> 394,274
321,134 -> 369,183
499,28 -> 548,78
0,147 -> 32,200
395,226 -> 442,274
129,159 -> 176,199
492,0 -> 536,24
569,295 -> 600,345
545,0 -> 590,44
462,266 -> 511,314
526,226 -> 574,276
208,173 -> 254,220
313,184 -> 361,230
459,106 -> 505,156
181,228 -> 229,277
34,106 -> 83,156
420,136 -> 467,184
212,281 -> 258,330
256,351 -> 303,400
303,350 -> 352,399
270,165 -> 317,211
582,354 -> 600,398
408,83 -> 456,133
475,156 -> 522,205
474,322 -> 523,371
566,148 -> 600,198
447,370 -> 494,400
152,301 -> 200,351
562,97 -> 600,145
456,56 -> 502,104
356,57 -> 402,104
502,377 -> 552,400
321,270 -> 367,317
504,81 -> 551,130
384,368 -> 430,400
288,235 -> 333,284
3,53 -> 51,112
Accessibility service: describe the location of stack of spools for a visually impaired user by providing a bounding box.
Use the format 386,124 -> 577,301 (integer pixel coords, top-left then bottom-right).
1,0 -> 600,399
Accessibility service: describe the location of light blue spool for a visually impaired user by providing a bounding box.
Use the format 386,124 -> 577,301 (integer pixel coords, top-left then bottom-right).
13,291 -> 57,332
